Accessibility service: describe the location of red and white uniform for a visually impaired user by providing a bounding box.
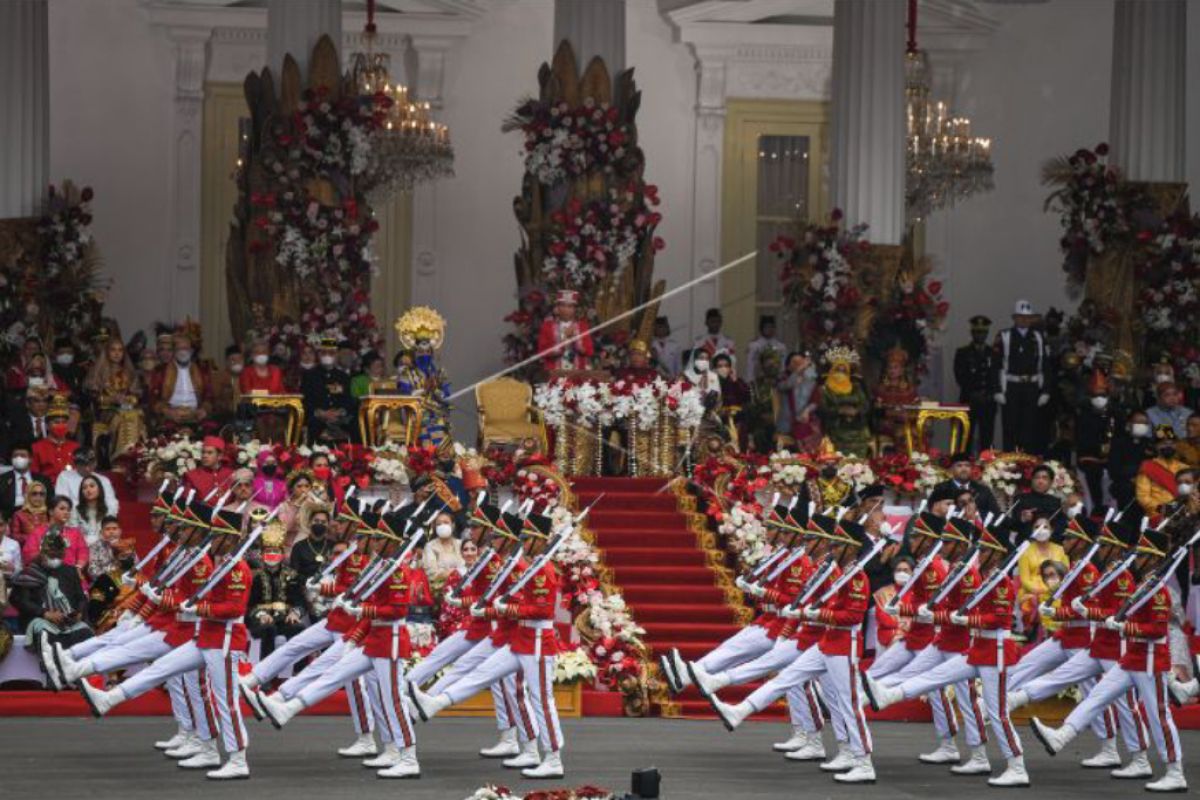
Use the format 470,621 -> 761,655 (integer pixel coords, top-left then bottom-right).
537,317 -> 594,372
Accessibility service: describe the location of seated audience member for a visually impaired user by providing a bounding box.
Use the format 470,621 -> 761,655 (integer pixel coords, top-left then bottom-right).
182,436 -> 234,498
212,344 -> 245,421
8,389 -> 52,451
872,556 -> 914,654
246,521 -> 306,661
422,511 -> 464,584
1,510 -> 23,633
55,446 -> 119,516
229,468 -> 263,520
72,476 -> 111,577
650,315 -> 681,378
22,351 -> 71,397
31,395 -> 79,484
83,334 -> 145,465
52,338 -> 86,399
278,471 -> 315,548
10,479 -> 50,552
0,443 -> 51,516
1146,381 -> 1194,440
1037,559 -> 1069,635
1107,409 -> 1154,512
933,452 -> 1001,519
252,451 -> 288,510
150,330 -> 213,426
1176,413 -> 1200,466
289,507 -> 333,581
84,524 -> 137,632
1016,515 -> 1068,632
1009,464 -> 1062,533
1136,425 -> 1189,518
350,350 -> 387,399
5,336 -> 44,392
240,339 -> 287,396
10,531 -> 92,649
22,495 -> 89,573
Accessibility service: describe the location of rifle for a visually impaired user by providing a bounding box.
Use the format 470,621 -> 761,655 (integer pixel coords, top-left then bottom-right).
927,546 -> 981,608
306,541 -> 359,588
809,538 -> 886,608
1049,542 -> 1102,602
448,546 -> 497,600
497,521 -> 578,602
354,528 -> 430,602
1079,553 -> 1139,601
1113,528 -> 1200,622
785,554 -> 837,611
960,540 -> 1030,613
179,516 -> 271,609
886,540 -> 946,612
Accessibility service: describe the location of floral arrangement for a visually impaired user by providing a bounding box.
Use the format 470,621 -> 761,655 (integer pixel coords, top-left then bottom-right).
871,451 -> 946,497
581,593 -> 646,691
866,268 -> 950,374
533,377 -> 706,432
554,646 -> 600,685
717,502 -> 771,569
837,458 -> 878,491
764,452 -> 809,491
979,450 -> 1077,504
504,96 -> 636,186
690,457 -> 767,523
514,465 -> 565,511
464,786 -> 612,800
541,186 -> 664,292
1136,213 -> 1200,380
772,211 -> 870,345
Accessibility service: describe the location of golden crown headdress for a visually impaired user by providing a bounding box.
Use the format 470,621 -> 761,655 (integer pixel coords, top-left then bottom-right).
394,306 -> 446,351
822,344 -> 860,367
261,519 -> 288,550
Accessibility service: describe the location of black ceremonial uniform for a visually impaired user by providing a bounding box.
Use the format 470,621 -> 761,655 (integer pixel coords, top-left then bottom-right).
993,327 -> 1051,454
954,341 -> 997,452
1075,400 -> 1121,509
301,365 -> 357,442
931,477 -> 1001,519
244,563 -> 307,660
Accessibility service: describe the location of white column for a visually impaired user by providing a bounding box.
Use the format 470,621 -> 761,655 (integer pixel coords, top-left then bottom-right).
267,0 -> 342,74
829,0 -> 905,244
0,0 -> 48,219
554,0 -> 625,74
688,48 -> 730,334
1109,0 -> 1186,183
409,37 -> 451,309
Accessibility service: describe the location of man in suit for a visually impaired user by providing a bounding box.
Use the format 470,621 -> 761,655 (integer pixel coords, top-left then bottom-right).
932,453 -> 1001,519
150,330 -> 213,426
953,315 -> 996,453
301,337 -> 356,443
0,442 -> 51,516
7,389 -> 51,454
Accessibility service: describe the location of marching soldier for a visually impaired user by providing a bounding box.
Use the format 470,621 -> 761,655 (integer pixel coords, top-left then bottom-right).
992,300 -> 1052,454
954,315 -> 997,452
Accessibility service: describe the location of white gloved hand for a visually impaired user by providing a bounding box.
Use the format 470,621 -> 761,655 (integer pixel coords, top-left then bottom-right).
117,610 -> 136,625
883,600 -> 900,616
1103,616 -> 1122,632
318,577 -> 336,595
443,595 -> 464,608
346,603 -> 363,619
743,582 -> 766,598
993,392 -> 1006,405
140,583 -> 162,604
179,600 -> 197,615
948,611 -> 968,626
1070,596 -> 1088,617
734,576 -> 751,593
493,600 -> 510,617
470,604 -> 487,618
915,604 -> 934,624
781,605 -> 802,619
803,606 -> 821,621
1038,603 -> 1055,618
1037,393 -> 1050,407
120,572 -> 137,588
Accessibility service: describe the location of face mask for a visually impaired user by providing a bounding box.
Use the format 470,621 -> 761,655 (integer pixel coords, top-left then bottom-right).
1043,577 -> 1061,591
253,354 -> 269,366
319,355 -> 336,368
894,572 -> 911,587
1090,396 -> 1108,410
50,422 -> 69,439
229,363 -> 244,375
261,463 -> 277,477
435,523 -> 453,539
56,354 -> 74,366
44,557 -> 63,569
312,466 -> 332,481
309,523 -> 327,537
1067,502 -> 1083,518
300,360 -> 315,370
879,521 -> 895,538
12,456 -> 29,471
1160,446 -> 1177,459
27,376 -> 46,388
1179,483 -> 1195,496
693,360 -> 709,373
175,349 -> 192,365
1032,526 -> 1051,543
1131,423 -> 1150,438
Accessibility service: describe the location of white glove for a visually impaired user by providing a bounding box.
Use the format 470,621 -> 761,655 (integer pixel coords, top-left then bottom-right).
1038,603 -> 1055,618
345,603 -> 363,619
883,600 -> 900,616
915,604 -> 934,624
1037,393 -> 1050,407
139,583 -> 162,604
117,610 -> 136,625
743,582 -> 766,598
803,606 -> 821,621
1103,616 -> 1122,632
443,595 -> 464,608
493,599 -> 510,617
780,605 -> 802,619
948,611 -> 968,626
179,600 -> 197,615
1070,597 -> 1088,617
470,604 -> 487,618
993,392 -> 1006,405
734,576 -> 752,593
120,572 -> 137,588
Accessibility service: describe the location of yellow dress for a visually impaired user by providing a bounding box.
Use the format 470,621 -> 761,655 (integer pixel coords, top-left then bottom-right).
1017,540 -> 1068,629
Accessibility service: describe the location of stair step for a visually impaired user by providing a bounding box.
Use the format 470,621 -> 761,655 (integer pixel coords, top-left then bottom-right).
622,585 -> 727,604
575,491 -> 679,511
571,477 -> 668,493
627,603 -> 738,624
589,511 -> 685,530
642,621 -> 742,641
646,641 -> 729,661
592,530 -> 697,547
610,565 -> 715,585
602,548 -> 709,567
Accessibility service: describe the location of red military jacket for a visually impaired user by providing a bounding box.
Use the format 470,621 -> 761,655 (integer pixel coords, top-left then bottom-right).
323,551 -> 373,634
1083,568 -> 1136,662
357,563 -> 419,660
489,558 -> 529,648
759,553 -> 813,639
460,556 -> 504,642
196,559 -> 251,652
126,542 -> 176,619
1050,561 -> 1099,650
792,563 -> 835,650
933,563 -> 981,654
32,437 -> 79,484
965,573 -> 1018,667
896,555 -> 947,651
1117,585 -> 1171,673
151,554 -> 214,646
492,561 -> 560,656
815,566 -> 870,657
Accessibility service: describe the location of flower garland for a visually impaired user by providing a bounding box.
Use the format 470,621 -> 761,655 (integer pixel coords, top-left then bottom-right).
464,785 -> 613,800
871,452 -> 946,497
505,96 -> 636,186
1136,213 -> 1200,381
772,211 -> 870,344
717,502 -> 771,569
978,450 -> 1077,504
533,377 -> 706,432
866,270 -> 950,374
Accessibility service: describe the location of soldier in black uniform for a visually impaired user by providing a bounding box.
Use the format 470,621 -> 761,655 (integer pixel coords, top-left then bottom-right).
1075,365 -> 1124,509
953,314 -> 997,452
931,452 -> 1001,519
301,336 -> 357,443
245,523 -> 307,661
992,299 -> 1052,454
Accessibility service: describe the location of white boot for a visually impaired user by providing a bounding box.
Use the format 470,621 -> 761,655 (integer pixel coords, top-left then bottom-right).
363,743 -> 402,768
1145,762 -> 1188,793
785,733 -> 827,762
502,738 -> 541,769
1007,689 -> 1030,711
78,680 -> 121,718
918,738 -> 960,765
259,692 -> 304,729
658,654 -> 680,694
60,656 -> 93,686
834,754 -> 876,784
1080,737 -> 1121,769
239,672 -> 261,692
864,674 -> 903,711
480,727 -> 521,758
987,755 -> 1030,787
155,727 -> 189,751
1110,749 -> 1153,779
39,637 -> 63,690
820,744 -> 855,772
206,749 -> 250,780
1030,718 -> 1076,756
165,732 -> 204,759
177,738 -> 221,769
773,726 -> 809,752
686,661 -> 729,698
670,649 -> 692,690
950,744 -> 992,775
521,750 -> 564,779
377,746 -> 421,779
408,684 -> 451,721
337,733 -> 378,758
239,682 -> 266,721
1167,675 -> 1197,707
709,697 -> 753,732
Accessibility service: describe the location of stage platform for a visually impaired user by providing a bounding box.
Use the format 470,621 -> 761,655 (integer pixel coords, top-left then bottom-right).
2,716 -> 1197,799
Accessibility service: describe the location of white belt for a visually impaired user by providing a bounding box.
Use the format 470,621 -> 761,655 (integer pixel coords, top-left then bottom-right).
825,624 -> 862,632
1062,621 -> 1089,629
974,629 -> 1009,640
763,604 -> 779,613
371,618 -> 408,628
177,611 -> 199,622
520,620 -> 553,630
1006,375 -> 1040,384
1126,636 -> 1166,645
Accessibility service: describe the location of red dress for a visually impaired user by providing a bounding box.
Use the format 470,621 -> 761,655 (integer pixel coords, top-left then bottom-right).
536,318 -> 594,372
239,366 -> 286,395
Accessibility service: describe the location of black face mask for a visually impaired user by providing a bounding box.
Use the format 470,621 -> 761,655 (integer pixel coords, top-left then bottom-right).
261,464 -> 277,477
1160,446 -> 1177,459
820,465 -> 837,479
310,523 -> 327,538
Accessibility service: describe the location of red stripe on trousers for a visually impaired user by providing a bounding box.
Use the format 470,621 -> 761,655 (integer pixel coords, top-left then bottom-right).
1155,673 -> 1177,763
199,668 -> 218,740
1128,690 -> 1148,751
179,677 -> 197,730
514,672 -> 536,740
1102,706 -> 1114,739
969,680 -> 988,743
498,681 -> 516,731
373,679 -> 396,742
804,682 -> 823,732
998,670 -> 1021,757
939,688 -> 959,736
391,661 -> 413,748
539,656 -> 559,752
226,653 -> 245,751
849,660 -> 871,755
351,679 -> 369,733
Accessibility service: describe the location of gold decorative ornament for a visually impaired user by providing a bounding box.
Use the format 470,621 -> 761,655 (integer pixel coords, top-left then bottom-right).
394,306 -> 446,351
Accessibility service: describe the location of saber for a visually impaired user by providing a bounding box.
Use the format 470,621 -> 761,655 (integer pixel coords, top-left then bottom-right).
927,546 -> 981,607
449,547 -> 497,600
357,528 -> 430,600
307,541 -> 359,588
786,554 -> 838,611
888,540 -> 946,611
1114,528 -> 1200,621
1080,553 -> 1139,601
1050,542 -> 1102,601
961,540 -> 1030,613
811,538 -> 886,608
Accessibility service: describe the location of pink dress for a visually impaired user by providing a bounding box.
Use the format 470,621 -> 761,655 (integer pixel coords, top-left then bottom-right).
22,524 -> 90,575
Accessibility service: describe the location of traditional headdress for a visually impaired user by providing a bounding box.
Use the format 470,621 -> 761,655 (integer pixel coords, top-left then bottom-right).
394,306 -> 446,351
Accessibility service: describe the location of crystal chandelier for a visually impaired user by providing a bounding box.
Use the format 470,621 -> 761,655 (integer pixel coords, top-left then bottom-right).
349,0 -> 454,198
904,2 -> 993,222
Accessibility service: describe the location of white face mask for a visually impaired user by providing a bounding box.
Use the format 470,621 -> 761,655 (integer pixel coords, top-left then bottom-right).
1131,423 -> 1151,438
175,349 -> 192,365
879,521 -> 895,538
1179,483 -> 1195,496
1067,502 -> 1084,518
693,359 -> 710,373
229,363 -> 244,374
11,456 -> 30,471
1032,525 -> 1051,542
435,523 -> 454,539
44,557 -> 63,569
319,354 -> 336,368
27,376 -> 46,388
894,572 -> 911,587
56,354 -> 74,366
1090,396 -> 1108,410
253,354 -> 269,366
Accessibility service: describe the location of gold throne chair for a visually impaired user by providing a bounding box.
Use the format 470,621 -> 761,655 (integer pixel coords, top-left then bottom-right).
475,378 -> 547,452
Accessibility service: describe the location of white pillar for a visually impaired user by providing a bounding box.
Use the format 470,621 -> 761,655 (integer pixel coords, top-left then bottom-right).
829,0 -> 905,244
554,0 -> 625,74
687,48 -> 729,336
0,0 -> 48,219
1109,0 -> 1186,183
267,0 -> 343,74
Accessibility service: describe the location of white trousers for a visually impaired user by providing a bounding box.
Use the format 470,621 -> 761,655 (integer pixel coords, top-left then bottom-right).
277,637 -> 374,736
117,642 -> 234,751
896,652 -> 1022,759
696,625 -> 774,673
443,644 -> 564,754
1022,649 -> 1146,751
165,673 -> 211,739
371,656 -> 417,749
430,637 -> 536,740
252,618 -> 332,684
713,636 -> 823,735
202,647 -> 248,753
867,640 -> 915,679
880,644 -> 962,742
87,628 -> 170,675
407,630 -> 474,687
744,644 -> 872,757
1009,637 -> 1070,689
1065,666 -> 1182,765
69,617 -> 142,659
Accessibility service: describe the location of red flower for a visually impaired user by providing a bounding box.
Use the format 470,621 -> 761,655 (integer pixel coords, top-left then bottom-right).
926,280 -> 942,295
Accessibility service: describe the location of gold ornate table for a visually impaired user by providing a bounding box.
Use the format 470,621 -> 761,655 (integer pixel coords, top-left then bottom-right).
902,403 -> 971,454
245,393 -> 305,445
358,395 -> 423,447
